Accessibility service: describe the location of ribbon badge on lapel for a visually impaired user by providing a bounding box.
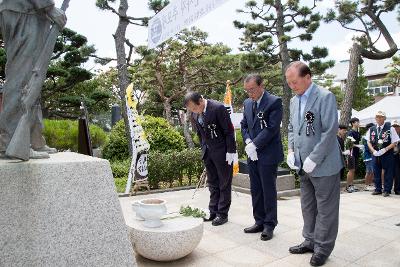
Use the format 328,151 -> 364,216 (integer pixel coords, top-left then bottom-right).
257,112 -> 268,129
305,111 -> 315,136
208,124 -> 218,139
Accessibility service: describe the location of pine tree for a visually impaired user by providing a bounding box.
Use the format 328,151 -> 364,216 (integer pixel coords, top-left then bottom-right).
234,0 -> 334,137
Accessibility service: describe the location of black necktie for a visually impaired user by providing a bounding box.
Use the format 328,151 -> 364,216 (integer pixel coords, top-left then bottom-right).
298,97 -> 302,125
252,101 -> 257,118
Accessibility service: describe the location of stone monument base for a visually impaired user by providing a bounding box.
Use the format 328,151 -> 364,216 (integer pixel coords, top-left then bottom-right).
0,152 -> 136,266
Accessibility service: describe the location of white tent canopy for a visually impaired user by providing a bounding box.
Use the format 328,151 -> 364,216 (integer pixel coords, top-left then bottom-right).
356,96 -> 400,125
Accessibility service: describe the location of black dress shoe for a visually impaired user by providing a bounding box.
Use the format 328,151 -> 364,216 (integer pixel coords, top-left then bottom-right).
260,229 -> 273,241
289,244 -> 314,254
372,191 -> 382,195
244,224 -> 264,233
212,216 -> 228,226
203,214 -> 216,222
395,191 -> 400,195
383,192 -> 390,197
310,253 -> 328,266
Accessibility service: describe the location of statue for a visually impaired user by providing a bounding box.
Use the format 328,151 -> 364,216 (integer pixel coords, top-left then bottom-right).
0,0 -> 68,160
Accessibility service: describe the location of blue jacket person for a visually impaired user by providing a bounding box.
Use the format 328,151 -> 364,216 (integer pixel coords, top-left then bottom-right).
185,92 -> 237,226
240,74 -> 284,241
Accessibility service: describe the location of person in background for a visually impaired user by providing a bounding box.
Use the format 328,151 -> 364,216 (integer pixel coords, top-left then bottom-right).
346,118 -> 362,193
362,123 -> 375,191
368,111 -> 400,197
337,125 -> 348,180
392,120 -> 400,195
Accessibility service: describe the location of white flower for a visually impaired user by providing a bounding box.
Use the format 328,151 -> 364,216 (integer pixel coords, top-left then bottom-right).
378,139 -> 384,144
346,136 -> 356,142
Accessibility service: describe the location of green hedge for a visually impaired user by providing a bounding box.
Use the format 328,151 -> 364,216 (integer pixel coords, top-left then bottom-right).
110,149 -> 204,192
102,120 -> 130,161
43,119 -> 108,151
103,116 -> 186,161
141,116 -> 186,152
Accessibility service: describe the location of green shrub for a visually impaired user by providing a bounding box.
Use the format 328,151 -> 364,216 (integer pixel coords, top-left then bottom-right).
43,119 -> 107,151
141,116 -> 186,152
103,116 -> 187,161
110,148 -> 204,192
102,120 -> 130,161
90,125 -> 109,148
175,125 -> 201,148
110,158 -> 131,179
235,129 -> 245,159
114,177 -> 127,193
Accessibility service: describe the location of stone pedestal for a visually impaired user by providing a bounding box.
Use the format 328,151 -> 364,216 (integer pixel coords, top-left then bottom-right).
233,172 -> 295,191
0,152 -> 136,266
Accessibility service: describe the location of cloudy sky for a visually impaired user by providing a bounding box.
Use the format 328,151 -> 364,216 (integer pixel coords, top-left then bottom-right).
54,0 -> 400,70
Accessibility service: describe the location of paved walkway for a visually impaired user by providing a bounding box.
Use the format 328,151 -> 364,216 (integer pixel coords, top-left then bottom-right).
119,189 -> 400,267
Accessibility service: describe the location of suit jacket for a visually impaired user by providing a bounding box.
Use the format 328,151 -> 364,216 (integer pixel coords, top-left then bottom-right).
0,0 -> 54,14
240,91 -> 284,165
192,100 -> 236,160
288,83 -> 344,177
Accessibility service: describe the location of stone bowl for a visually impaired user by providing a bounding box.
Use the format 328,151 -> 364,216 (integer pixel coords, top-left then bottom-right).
129,217 -> 204,261
136,198 -> 167,228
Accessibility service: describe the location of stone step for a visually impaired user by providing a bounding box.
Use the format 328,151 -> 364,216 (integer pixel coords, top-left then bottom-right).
233,172 -> 295,192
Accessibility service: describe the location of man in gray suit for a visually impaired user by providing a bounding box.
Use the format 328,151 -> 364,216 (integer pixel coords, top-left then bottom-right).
286,61 -> 343,266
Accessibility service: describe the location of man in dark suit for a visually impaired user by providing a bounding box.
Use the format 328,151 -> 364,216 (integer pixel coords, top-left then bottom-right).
240,74 -> 284,241
185,92 -> 237,226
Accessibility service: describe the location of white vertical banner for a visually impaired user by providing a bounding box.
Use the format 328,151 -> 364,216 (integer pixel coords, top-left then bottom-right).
148,0 -> 230,48
124,84 -> 150,194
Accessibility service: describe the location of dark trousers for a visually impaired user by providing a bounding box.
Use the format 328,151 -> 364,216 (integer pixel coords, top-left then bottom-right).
373,152 -> 395,193
204,149 -> 232,218
248,160 -> 278,231
394,154 -> 400,193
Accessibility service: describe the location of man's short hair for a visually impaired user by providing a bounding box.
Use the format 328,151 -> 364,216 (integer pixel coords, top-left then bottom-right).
338,124 -> 348,130
244,74 -> 263,86
184,92 -> 203,106
349,117 -> 359,125
286,61 -> 312,78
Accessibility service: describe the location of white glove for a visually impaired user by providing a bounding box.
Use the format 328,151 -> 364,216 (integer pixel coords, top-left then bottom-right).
373,150 -> 381,157
303,157 -> 317,173
248,150 -> 258,161
342,150 -> 350,156
226,152 -> 238,165
378,148 -> 387,156
354,144 -> 364,150
245,138 -> 252,145
286,152 -> 298,170
245,142 -> 257,157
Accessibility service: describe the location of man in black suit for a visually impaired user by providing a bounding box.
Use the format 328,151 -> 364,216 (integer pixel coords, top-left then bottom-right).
240,74 -> 284,241
185,92 -> 237,226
